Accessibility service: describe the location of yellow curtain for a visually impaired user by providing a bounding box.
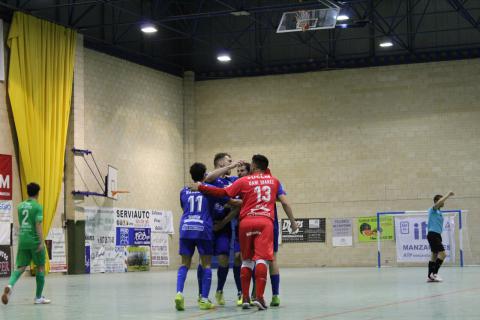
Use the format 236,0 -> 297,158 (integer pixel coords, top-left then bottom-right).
7,12 -> 76,273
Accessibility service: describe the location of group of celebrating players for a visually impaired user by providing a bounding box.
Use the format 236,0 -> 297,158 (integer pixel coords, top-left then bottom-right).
175,153 -> 298,311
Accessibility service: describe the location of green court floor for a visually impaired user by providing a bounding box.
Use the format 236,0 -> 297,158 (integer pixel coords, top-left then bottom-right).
1,267 -> 479,319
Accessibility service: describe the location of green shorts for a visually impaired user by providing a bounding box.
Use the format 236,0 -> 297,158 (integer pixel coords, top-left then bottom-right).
16,247 -> 46,267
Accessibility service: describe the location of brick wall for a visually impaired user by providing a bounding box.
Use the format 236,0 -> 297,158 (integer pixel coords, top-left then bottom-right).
194,59 -> 480,267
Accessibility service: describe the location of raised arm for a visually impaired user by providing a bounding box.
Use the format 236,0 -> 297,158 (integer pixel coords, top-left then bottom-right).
204,160 -> 244,183
278,194 -> 298,232
433,191 -> 455,210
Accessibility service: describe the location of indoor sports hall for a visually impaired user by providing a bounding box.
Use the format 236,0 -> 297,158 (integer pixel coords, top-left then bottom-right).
0,1 -> 479,320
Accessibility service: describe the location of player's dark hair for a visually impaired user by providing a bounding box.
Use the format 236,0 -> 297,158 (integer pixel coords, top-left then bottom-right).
190,163 -> 207,182
252,154 -> 269,171
433,194 -> 443,203
213,153 -> 231,167
242,162 -> 251,173
27,182 -> 40,197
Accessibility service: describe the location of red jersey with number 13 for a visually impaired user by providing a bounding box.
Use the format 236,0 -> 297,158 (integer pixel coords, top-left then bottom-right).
224,173 -> 280,222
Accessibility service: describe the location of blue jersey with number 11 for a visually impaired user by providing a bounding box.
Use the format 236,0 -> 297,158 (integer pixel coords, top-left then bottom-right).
179,184 -> 227,240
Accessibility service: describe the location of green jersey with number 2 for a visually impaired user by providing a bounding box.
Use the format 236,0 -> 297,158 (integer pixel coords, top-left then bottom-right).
17,199 -> 43,249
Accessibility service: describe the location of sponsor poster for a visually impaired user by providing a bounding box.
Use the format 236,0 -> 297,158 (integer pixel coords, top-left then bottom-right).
85,207 -> 116,273
0,245 -> 11,277
358,216 -> 394,242
332,218 -> 353,247
115,227 -> 151,246
85,206 -> 172,273
126,246 -> 150,272
149,210 -> 174,234
46,228 -> 67,272
0,200 -> 12,245
0,154 -> 12,200
281,218 -> 326,243
151,233 -> 169,266
395,215 -> 455,263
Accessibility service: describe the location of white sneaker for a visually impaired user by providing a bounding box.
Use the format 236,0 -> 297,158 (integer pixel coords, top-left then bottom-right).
433,274 -> 443,282
34,296 -> 51,304
1,285 -> 12,305
426,276 -> 435,283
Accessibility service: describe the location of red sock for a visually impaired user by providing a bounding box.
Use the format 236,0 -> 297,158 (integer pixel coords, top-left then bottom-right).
241,266 -> 252,301
255,262 -> 268,300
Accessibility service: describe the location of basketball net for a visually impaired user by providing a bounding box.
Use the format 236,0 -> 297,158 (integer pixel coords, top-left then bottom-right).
296,10 -> 311,31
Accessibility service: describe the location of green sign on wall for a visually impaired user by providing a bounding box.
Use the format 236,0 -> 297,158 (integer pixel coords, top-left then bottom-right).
357,216 -> 394,242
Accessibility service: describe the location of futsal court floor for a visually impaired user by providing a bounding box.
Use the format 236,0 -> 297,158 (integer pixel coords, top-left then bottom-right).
1,267 -> 479,320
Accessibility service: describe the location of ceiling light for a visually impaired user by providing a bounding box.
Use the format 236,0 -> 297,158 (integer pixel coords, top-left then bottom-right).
217,54 -> 231,62
337,15 -> 349,21
379,41 -> 393,48
141,24 -> 157,33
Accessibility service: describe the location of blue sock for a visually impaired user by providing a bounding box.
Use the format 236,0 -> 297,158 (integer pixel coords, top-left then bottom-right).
271,274 -> 280,296
216,266 -> 229,292
176,266 -> 188,293
201,268 -> 212,299
233,265 -> 242,293
197,264 -> 203,296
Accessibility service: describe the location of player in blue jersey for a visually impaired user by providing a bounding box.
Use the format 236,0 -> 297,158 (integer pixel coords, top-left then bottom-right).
198,153 -> 242,305
175,163 -> 228,311
426,191 -> 454,283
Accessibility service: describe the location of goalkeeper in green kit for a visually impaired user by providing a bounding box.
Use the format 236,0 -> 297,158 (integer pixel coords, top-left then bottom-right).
2,182 -> 50,305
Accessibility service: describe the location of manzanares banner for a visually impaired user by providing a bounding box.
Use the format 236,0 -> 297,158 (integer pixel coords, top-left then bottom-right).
358,216 -> 394,242
116,227 -> 151,246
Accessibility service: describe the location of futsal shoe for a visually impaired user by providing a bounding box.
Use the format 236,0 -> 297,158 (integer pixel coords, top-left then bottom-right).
34,296 -> 51,304
270,295 -> 280,307
1,285 -> 12,305
242,297 -> 251,309
253,297 -> 268,310
427,274 -> 436,282
215,291 -> 225,306
174,292 -> 185,311
433,274 -> 443,282
236,293 -> 243,306
198,299 -> 215,310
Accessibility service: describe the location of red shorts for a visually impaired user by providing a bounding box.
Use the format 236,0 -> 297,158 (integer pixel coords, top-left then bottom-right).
239,217 -> 274,261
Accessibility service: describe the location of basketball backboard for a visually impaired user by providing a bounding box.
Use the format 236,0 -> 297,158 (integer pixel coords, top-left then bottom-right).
276,7 -> 340,33
106,165 -> 118,199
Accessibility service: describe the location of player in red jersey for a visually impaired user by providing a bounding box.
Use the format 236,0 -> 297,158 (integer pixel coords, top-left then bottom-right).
191,154 -> 298,310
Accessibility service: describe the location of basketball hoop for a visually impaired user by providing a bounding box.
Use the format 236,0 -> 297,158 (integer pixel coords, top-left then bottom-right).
111,190 -> 130,197
296,10 -> 311,32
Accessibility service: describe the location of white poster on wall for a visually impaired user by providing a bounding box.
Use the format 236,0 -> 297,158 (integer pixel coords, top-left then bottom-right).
0,201 -> 12,245
85,207 -> 116,273
332,218 -> 353,247
151,233 -> 169,266
46,228 -> 67,272
395,215 -> 455,263
150,210 -> 174,234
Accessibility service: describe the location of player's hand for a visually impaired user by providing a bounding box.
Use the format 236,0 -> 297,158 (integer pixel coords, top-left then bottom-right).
291,221 -> 299,233
213,222 -> 224,232
188,182 -> 201,191
229,199 -> 243,207
36,243 -> 44,253
448,191 -> 455,197
229,160 -> 245,169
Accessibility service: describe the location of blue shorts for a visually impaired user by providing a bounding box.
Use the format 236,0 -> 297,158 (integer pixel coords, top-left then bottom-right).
214,231 -> 231,256
179,238 -> 213,256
